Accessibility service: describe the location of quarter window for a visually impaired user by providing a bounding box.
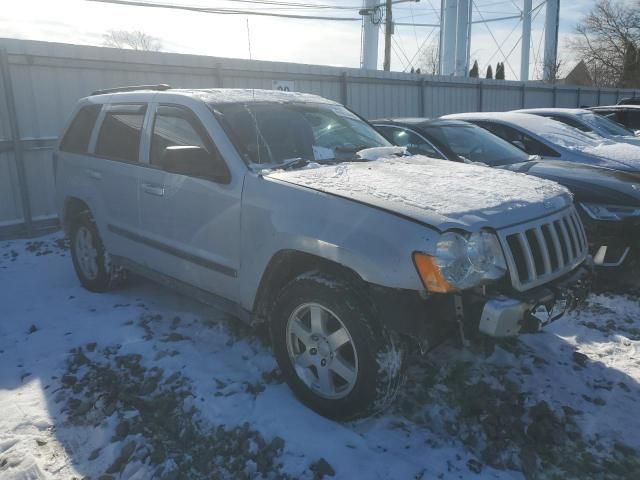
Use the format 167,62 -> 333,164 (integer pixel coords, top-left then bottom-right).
60,105 -> 101,154
95,107 -> 146,162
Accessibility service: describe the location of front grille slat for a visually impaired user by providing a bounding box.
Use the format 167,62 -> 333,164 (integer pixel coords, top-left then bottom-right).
534,227 -> 552,274
498,206 -> 588,291
548,222 -> 565,269
564,217 -> 581,259
517,232 -> 537,281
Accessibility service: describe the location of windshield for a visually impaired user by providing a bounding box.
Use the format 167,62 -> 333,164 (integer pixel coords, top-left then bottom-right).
422,123 -> 530,166
577,112 -> 635,137
211,102 -> 390,167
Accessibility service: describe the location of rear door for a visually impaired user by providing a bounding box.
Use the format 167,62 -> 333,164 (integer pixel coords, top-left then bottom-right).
136,101 -> 242,301
91,102 -> 149,258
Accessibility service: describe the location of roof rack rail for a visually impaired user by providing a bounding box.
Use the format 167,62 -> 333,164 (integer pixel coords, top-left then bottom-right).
91,84 -> 172,96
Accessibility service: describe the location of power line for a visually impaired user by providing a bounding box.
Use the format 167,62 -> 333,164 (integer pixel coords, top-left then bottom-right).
86,0 -> 363,20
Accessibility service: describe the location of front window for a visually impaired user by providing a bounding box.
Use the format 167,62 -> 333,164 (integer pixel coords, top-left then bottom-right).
211,102 -> 390,167
421,124 -> 530,166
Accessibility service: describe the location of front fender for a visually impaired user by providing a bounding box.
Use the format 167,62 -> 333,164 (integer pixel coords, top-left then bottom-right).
238,173 -> 440,311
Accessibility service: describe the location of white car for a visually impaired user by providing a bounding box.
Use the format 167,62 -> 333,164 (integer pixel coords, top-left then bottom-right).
54,86 -> 592,419
443,112 -> 640,173
515,108 -> 640,146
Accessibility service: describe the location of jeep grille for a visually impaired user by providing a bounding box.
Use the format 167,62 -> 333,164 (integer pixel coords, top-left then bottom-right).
498,207 -> 588,292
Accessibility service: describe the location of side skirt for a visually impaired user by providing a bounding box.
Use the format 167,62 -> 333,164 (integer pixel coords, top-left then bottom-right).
111,255 -> 254,326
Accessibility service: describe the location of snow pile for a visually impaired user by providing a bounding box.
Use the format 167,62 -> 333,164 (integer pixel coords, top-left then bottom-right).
268,155 -> 570,222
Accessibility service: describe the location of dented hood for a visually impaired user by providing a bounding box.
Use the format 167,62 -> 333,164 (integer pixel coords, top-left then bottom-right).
266,156 -> 573,231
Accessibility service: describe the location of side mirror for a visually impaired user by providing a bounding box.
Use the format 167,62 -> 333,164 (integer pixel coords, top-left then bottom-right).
159,146 -> 229,182
511,140 -> 526,151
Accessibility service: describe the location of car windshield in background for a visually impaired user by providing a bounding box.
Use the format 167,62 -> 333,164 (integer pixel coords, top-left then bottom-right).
422,124 -> 530,166
577,112 -> 635,137
212,102 -> 390,167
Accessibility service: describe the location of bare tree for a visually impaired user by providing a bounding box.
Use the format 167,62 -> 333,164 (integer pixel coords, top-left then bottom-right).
568,0 -> 640,87
540,56 -> 567,84
417,44 -> 440,76
102,30 -> 163,51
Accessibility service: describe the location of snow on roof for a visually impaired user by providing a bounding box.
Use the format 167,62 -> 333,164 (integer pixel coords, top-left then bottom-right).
591,105 -> 640,111
515,108 -> 592,115
443,111 -> 600,147
170,88 -> 339,105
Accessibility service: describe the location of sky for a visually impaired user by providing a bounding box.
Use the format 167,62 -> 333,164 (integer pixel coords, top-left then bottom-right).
0,0 -> 630,80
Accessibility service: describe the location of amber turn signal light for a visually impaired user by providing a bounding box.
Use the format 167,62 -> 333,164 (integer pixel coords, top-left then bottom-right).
412,252 -> 457,293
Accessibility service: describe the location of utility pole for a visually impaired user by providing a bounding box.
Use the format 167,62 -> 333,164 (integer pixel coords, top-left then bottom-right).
543,0 -> 560,82
521,0 -> 532,81
361,0 -> 380,70
383,0 -> 393,71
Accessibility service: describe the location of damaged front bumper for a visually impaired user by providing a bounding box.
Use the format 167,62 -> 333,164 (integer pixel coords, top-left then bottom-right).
477,262 -> 593,337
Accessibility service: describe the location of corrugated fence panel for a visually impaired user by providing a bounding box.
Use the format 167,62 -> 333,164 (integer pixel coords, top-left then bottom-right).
483,84 -> 523,111
1,38 -> 639,235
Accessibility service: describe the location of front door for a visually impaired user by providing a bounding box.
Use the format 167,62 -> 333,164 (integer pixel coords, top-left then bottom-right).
137,103 -> 243,302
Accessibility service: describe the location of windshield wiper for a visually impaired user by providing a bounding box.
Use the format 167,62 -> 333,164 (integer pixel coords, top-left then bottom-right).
279,157 -> 311,170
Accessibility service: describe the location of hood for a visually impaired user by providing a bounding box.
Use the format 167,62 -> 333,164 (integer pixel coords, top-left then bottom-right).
266,156 -> 572,231
507,161 -> 640,206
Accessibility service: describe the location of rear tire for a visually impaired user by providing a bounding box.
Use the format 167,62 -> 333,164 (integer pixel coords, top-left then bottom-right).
269,271 -> 405,420
70,212 -> 122,292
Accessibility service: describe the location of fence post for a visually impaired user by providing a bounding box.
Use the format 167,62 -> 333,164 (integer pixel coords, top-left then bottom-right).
521,82 -> 526,108
214,63 -> 223,88
340,72 -> 348,106
616,88 -> 620,103
552,86 -> 557,107
478,81 -> 484,112
420,79 -> 426,117
597,88 -> 601,105
0,47 -> 32,235
576,88 -> 581,107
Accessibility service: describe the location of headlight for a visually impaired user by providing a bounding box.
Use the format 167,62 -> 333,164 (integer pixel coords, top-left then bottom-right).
413,231 -> 507,292
580,202 -> 640,221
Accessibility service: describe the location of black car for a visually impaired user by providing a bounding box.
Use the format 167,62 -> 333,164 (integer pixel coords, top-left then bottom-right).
373,118 -> 640,270
590,105 -> 640,131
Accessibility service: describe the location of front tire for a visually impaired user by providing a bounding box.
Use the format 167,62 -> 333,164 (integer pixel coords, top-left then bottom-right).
70,212 -> 119,292
269,271 -> 405,420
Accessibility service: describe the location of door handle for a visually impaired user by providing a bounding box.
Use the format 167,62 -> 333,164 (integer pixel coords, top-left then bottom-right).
141,183 -> 165,196
85,169 -> 102,180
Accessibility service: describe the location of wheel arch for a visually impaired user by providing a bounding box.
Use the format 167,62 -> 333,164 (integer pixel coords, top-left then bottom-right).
252,249 -> 366,321
62,197 -> 92,235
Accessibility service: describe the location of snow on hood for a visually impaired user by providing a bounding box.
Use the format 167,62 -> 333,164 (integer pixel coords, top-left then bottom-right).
576,141 -> 640,170
267,155 -> 572,231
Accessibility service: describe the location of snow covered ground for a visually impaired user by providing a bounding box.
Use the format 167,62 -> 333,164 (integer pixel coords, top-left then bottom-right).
1,232 -> 639,479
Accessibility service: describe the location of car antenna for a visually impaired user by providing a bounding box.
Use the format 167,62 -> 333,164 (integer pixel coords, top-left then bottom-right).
246,18 -> 262,165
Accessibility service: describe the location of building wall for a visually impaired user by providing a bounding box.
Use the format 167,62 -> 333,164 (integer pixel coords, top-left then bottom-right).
1,38 -> 638,236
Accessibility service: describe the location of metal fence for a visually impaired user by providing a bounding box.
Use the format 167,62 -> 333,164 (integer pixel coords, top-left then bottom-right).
1,37 -> 638,237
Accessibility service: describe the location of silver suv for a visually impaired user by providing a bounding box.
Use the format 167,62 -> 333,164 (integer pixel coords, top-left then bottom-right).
55,86 -> 591,419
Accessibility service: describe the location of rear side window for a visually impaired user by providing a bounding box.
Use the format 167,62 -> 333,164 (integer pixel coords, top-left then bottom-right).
60,105 -> 101,153
95,105 -> 146,162
547,115 -> 591,132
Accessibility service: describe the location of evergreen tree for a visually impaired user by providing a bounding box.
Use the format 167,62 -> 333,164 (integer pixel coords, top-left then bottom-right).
486,65 -> 493,79
496,62 -> 505,80
469,60 -> 479,78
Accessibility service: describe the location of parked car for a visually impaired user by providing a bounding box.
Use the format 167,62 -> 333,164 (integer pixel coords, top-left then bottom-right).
617,97 -> 640,106
515,108 -> 640,146
590,105 -> 640,132
373,118 -> 640,269
55,86 -> 591,419
442,111 -> 640,173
